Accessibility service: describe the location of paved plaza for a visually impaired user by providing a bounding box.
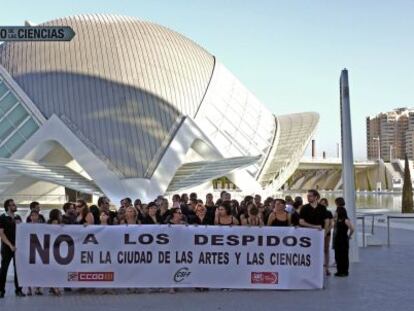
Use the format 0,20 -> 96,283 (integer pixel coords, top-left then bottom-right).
1,224 -> 414,311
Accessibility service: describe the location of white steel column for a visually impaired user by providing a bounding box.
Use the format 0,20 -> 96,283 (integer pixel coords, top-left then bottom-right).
340,69 -> 359,262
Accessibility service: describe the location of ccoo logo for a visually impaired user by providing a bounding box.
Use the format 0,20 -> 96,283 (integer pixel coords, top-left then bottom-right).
173,267 -> 191,283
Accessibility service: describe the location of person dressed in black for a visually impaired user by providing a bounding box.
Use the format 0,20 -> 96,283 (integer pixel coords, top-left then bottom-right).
157,199 -> 170,224
142,202 -> 161,224
333,197 -> 354,277
267,199 -> 290,226
290,197 -> 303,227
214,202 -> 239,225
205,193 -> 216,222
0,199 -> 25,298
76,199 -> 94,225
181,198 -> 197,224
299,190 -> 330,277
47,209 -> 63,296
240,203 -> 264,226
299,189 -> 329,230
98,196 -> 118,225
25,201 -> 46,223
89,205 -> 101,224
194,203 -> 213,225
320,198 -> 334,276
62,202 -> 77,224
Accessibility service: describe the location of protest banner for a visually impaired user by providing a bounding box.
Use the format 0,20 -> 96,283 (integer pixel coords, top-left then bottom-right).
16,224 -> 324,289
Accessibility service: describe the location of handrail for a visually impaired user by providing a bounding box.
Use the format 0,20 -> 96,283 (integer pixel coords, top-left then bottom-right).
387,215 -> 414,246
356,216 -> 366,247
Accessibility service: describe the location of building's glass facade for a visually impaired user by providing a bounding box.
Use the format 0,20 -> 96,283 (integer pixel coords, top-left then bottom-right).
0,76 -> 39,157
195,63 -> 276,177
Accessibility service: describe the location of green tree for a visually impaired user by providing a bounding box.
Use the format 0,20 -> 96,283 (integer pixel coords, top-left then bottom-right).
402,154 -> 414,213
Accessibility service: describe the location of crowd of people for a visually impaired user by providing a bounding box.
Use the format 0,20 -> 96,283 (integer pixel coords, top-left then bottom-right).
0,189 -> 354,298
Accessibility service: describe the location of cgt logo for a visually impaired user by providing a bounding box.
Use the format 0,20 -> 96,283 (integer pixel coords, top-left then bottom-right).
173,267 -> 191,283
251,272 -> 278,284
67,272 -> 114,282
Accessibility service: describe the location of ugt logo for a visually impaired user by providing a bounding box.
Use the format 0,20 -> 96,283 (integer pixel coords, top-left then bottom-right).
173,267 -> 191,283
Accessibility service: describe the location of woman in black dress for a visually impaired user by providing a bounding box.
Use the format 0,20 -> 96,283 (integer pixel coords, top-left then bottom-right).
320,198 -> 334,276
157,199 -> 170,224
194,203 -> 213,225
75,200 -> 94,225
267,199 -> 290,227
240,203 -> 264,226
333,197 -> 354,277
47,209 -> 63,296
214,202 -> 239,225
142,202 -> 161,224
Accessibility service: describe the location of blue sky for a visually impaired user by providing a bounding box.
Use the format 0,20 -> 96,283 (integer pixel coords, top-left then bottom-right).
1,0 -> 413,160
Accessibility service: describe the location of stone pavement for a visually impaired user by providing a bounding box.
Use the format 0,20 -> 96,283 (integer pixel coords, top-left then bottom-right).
1,226 -> 414,311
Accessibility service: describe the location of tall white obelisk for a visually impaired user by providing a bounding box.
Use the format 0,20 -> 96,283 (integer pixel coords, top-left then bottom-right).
340,69 -> 359,262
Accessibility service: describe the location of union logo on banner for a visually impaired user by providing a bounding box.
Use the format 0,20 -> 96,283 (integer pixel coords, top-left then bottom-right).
251,272 -> 278,284
67,272 -> 79,282
67,272 -> 114,282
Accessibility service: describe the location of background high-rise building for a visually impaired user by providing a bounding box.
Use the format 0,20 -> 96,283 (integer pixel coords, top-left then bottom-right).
367,107 -> 414,161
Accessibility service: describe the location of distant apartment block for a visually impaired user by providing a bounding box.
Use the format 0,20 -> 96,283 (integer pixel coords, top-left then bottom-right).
367,107 -> 414,161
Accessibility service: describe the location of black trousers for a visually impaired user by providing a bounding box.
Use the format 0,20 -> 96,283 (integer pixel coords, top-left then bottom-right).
0,247 -> 21,293
334,245 -> 349,274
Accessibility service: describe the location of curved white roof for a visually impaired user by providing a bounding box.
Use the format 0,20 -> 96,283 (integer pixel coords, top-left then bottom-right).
0,14 -> 215,178
258,112 -> 319,188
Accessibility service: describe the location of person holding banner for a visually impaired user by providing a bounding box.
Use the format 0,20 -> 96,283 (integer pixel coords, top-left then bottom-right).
240,203 -> 264,226
142,202 -> 161,224
97,197 -> 118,225
62,202 -> 77,225
0,199 -> 25,298
25,201 -> 46,224
26,210 -> 44,296
299,190 -> 328,231
299,190 -> 329,277
75,200 -> 94,225
290,197 -> 303,227
204,193 -> 216,225
194,203 -> 213,225
133,199 -> 145,223
167,207 -> 188,294
267,199 -> 290,227
168,207 -> 187,225
124,206 -> 140,225
47,209 -> 63,296
158,198 -> 171,224
214,202 -> 239,226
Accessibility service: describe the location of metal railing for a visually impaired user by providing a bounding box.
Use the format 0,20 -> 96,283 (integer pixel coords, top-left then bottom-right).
356,216 -> 366,247
387,215 -> 414,246
356,212 -> 386,247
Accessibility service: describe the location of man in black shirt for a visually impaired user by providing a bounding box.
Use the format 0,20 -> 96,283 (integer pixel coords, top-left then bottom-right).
98,196 -> 117,225
205,193 -> 216,222
181,198 -> 197,224
299,189 -> 329,230
25,201 -> 46,223
0,199 -> 26,298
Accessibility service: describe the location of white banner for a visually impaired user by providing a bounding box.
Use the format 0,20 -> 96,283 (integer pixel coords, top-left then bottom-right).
16,224 -> 324,289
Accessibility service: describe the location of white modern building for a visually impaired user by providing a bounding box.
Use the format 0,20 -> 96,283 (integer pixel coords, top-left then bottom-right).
0,14 -> 319,203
